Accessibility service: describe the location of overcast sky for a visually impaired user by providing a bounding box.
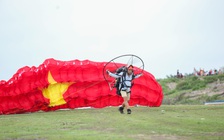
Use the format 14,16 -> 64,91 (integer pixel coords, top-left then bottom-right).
0,0 -> 224,80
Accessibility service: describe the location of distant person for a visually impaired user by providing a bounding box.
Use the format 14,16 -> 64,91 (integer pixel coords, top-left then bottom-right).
193,68 -> 198,76
208,69 -> 212,75
218,69 -> 222,75
214,69 -> 218,75
177,69 -> 180,77
180,73 -> 183,78
200,68 -> 204,76
177,70 -> 183,78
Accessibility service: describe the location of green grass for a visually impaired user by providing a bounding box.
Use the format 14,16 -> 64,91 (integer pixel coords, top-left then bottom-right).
0,105 -> 224,140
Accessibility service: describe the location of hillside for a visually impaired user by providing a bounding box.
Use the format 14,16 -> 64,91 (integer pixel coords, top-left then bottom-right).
157,74 -> 224,105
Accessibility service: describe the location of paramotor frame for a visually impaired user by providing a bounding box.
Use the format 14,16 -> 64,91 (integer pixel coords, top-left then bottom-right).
103,54 -> 144,90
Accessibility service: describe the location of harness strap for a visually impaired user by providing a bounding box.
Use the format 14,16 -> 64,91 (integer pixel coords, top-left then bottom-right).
120,72 -> 134,88
116,71 -> 135,95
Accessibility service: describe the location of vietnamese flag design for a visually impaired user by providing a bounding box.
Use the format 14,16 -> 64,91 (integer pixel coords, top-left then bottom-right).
0,58 -> 163,115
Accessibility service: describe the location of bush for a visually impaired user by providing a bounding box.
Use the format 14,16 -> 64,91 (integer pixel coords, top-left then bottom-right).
204,74 -> 224,84
205,94 -> 221,102
176,81 -> 191,90
176,76 -> 207,91
166,89 -> 177,95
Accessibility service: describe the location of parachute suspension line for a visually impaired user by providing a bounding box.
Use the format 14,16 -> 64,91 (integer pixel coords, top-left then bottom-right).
84,93 -> 117,107
111,60 -> 120,71
108,79 -> 116,91
35,79 -> 108,111
137,64 -> 144,73
63,79 -> 105,100
126,55 -> 134,66
62,79 -> 116,108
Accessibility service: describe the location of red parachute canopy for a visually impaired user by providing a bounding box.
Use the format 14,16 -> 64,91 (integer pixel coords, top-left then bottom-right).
0,58 -> 163,115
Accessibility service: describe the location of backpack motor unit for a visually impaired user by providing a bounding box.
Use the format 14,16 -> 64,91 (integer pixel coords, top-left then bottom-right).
114,66 -> 134,96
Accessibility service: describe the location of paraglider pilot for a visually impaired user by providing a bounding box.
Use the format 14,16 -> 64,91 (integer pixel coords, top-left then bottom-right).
107,65 -> 142,114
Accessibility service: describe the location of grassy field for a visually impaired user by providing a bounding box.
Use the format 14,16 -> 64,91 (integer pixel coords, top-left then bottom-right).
0,105 -> 223,140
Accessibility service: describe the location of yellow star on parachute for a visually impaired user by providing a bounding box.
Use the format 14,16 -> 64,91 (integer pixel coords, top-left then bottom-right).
41,71 -> 73,107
